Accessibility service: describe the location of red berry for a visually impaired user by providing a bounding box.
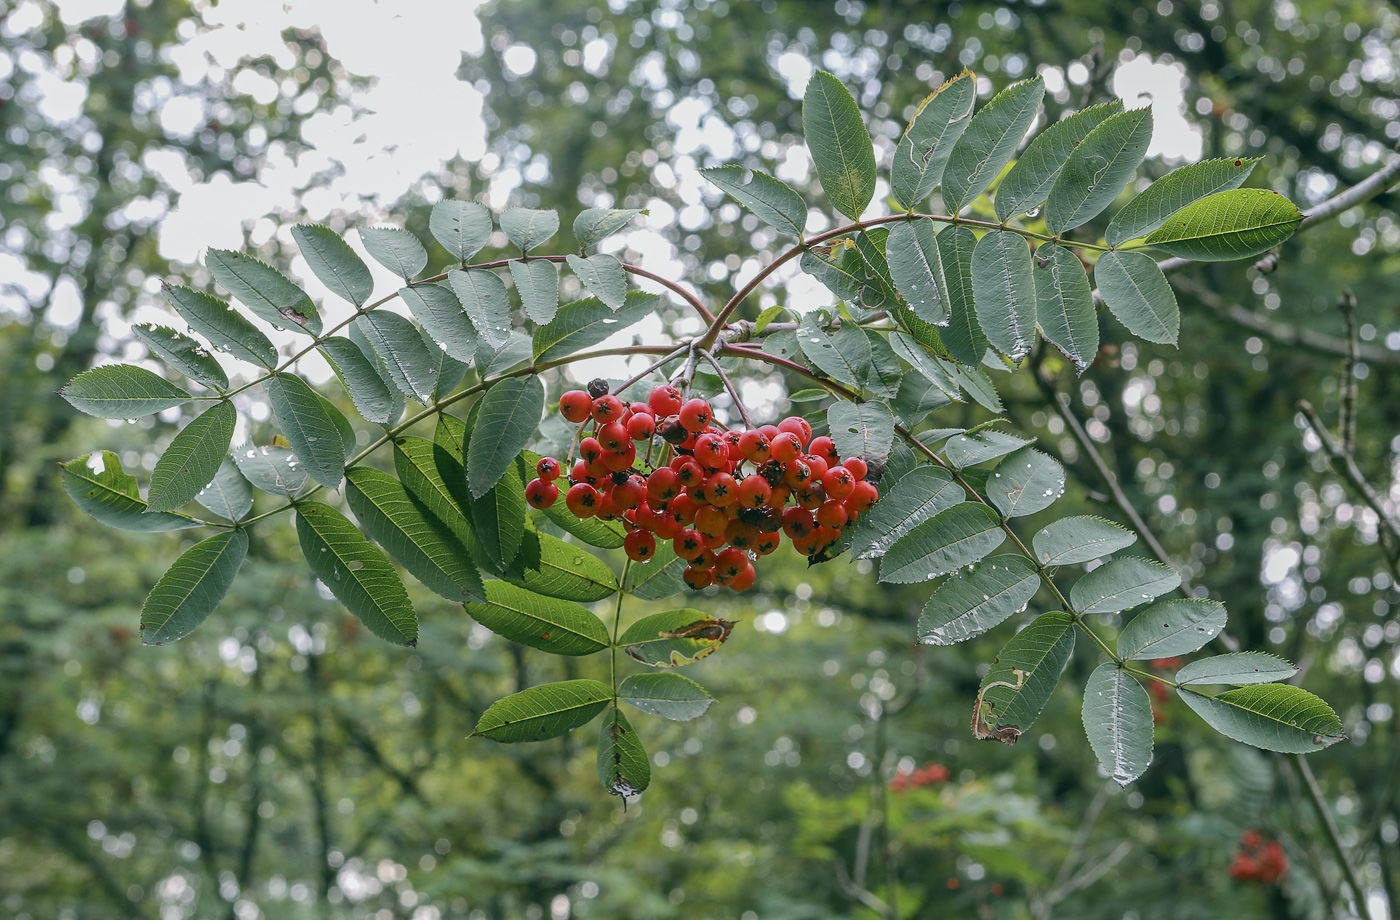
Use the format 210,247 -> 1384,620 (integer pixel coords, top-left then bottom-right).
842,456 -> 868,480
737,474 -> 771,510
778,416 -> 812,446
694,433 -> 728,469
782,507 -> 815,540
592,394 -> 625,423
810,435 -> 840,466
579,436 -> 603,464
626,413 -> 656,440
649,384 -> 684,416
525,479 -> 559,509
669,493 -> 699,523
613,477 -> 645,510
754,531 -> 781,555
595,492 -> 624,521
673,530 -> 706,561
848,480 -> 879,513
598,420 -> 629,452
674,457 -> 705,488
682,564 -> 714,589
803,453 -> 829,482
725,520 -> 760,549
602,445 -> 635,472
728,562 -> 757,592
704,472 -> 738,507
560,390 -> 592,423
784,459 -> 813,489
694,504 -> 729,538
678,398 -> 713,432
647,467 -> 680,503
624,529 -> 657,561
770,432 -> 802,464
823,466 -> 856,501
536,456 -> 562,480
565,483 -> 600,518
816,499 -> 848,529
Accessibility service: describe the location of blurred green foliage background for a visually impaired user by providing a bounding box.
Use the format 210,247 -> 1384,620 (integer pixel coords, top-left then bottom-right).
2,0 -> 1399,917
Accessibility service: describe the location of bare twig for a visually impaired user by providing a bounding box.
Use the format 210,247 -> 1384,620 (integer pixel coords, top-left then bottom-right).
1298,400 -> 1400,567
1339,289 -> 1358,455
1287,753 -> 1378,920
697,348 -> 753,428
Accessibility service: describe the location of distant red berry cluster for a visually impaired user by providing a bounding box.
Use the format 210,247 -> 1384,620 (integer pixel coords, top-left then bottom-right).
889,761 -> 951,792
525,381 -> 880,592
1229,830 -> 1288,884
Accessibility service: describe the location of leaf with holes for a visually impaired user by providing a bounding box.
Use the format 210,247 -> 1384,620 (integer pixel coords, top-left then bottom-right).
942,76 -> 1045,212
919,554 -> 1040,645
139,530 -> 248,645
803,71 -> 876,220
972,229 -> 1038,362
1082,663 -> 1154,785
1095,250 -> 1179,345
619,673 -> 714,721
473,679 -> 614,743
622,610 -> 736,668
892,68 -> 976,209
973,611 -> 1074,744
1032,515 -> 1137,566
206,249 -> 322,334
826,400 -> 895,475
1033,243 -> 1098,372
1143,188 -> 1302,261
1118,599 -> 1227,660
146,400 -> 237,512
1178,684 -> 1344,754
1176,652 -> 1298,686
62,452 -> 202,533
988,446 -> 1064,518
701,165 -> 808,237
880,502 -> 1005,584
1070,556 -> 1180,616
431,199 -> 492,261
848,466 -> 964,559
292,224 -> 373,307
1107,157 -> 1261,245
995,100 -> 1123,221
61,365 -> 191,419
132,324 -> 229,391
1045,106 -> 1153,233
162,284 -> 279,368
466,581 -> 609,655
296,502 -> 417,646
265,375 -> 346,489
597,707 -> 650,797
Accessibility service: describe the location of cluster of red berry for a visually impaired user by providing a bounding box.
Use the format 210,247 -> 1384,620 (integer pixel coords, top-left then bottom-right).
1229,830 -> 1288,884
524,380 -> 880,592
888,761 -> 951,793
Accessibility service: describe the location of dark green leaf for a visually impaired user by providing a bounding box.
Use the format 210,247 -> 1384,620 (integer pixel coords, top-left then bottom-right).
943,429 -> 1031,467
296,502 -> 416,645
1095,250 -> 1179,345
447,267 -> 512,348
345,466 -> 485,603
532,291 -> 658,363
292,224 -> 373,307
398,282 -> 478,364
988,446 -> 1064,518
945,362 -> 1002,412
826,401 -> 895,473
935,226 -> 985,365
1118,598 -> 1227,660
886,219 -> 949,325
880,502 -> 1005,584
508,531 -> 619,602
1070,556 -> 1180,616
60,364 -> 191,419
619,673 -> 714,721
973,610 -> 1074,743
132,323 -> 229,391
1045,106 -> 1153,233
1082,663 -> 1154,785
918,554 -> 1040,645
1175,652 -> 1298,686
621,610 -> 736,667
1143,188 -> 1302,261
467,376 -> 545,499
1032,515 -> 1137,566
146,400 -> 237,512
1178,684 -> 1345,754
1033,243 -> 1098,372
621,539 -> 689,599
466,581 -> 609,655
205,248 -> 321,333
195,457 -> 254,522
320,336 -> 403,426
799,246 -> 864,304
232,442 -> 312,498
891,373 -> 954,426
848,466 -> 964,559
470,456 -> 528,572
972,229 -> 1038,362
355,312 -> 438,404
500,208 -> 559,253
473,679 -> 614,743
265,375 -> 347,489
162,284 -> 279,368
62,451 -> 203,532
995,101 -> 1123,221
597,708 -> 650,797
140,530 -> 248,645
891,69 -> 977,209
1106,157 -> 1261,245
701,165 -> 807,236
565,253 -> 628,310
803,71 -> 877,220
430,199 -> 492,262
942,76 -> 1045,212
394,436 -> 491,571
509,259 -> 561,324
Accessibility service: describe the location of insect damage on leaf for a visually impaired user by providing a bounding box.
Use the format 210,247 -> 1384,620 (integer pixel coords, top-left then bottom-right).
625,616 -> 737,667
971,668 -> 1025,744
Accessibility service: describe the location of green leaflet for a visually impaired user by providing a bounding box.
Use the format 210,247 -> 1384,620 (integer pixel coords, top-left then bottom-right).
430,199 -> 492,262
620,540 -> 689,600
942,76 -> 1045,212
394,436 -> 491,573
355,312 -> 439,404
320,336 -> 404,426
918,554 -> 1040,645
892,69 -> 977,209
205,248 -> 321,333
1178,684 -> 1345,754
1175,652 -> 1298,686
469,455 -> 528,572
500,207 -> 560,253
1118,598 -> 1227,660
796,314 -> 869,392
292,223 -> 373,307
1143,188 -> 1302,261
1069,556 -> 1180,616
265,375 -> 347,489
971,229 -> 1038,362
360,227 -> 428,280
566,252 -> 628,310
467,376 -> 545,499
508,530 -> 620,603
701,165 -> 807,237
139,530 -> 248,646
803,71 -> 877,220
973,610 -> 1074,743
573,208 -> 643,251
60,364 -> 191,419
345,466 -> 486,603
195,457 -> 254,522
233,442 -> 312,498
146,400 -> 237,512
826,401 -> 895,474
473,679 -> 614,743
995,100 -> 1123,221
885,219 -> 949,325
466,581 -> 610,655
1032,515 -> 1137,566
1082,664 -> 1154,785
448,268 -> 513,348
879,502 -> 1005,584
619,673 -> 714,721
532,291 -> 658,364
132,324 -> 229,391
296,501 -> 417,646
597,707 -> 650,797
1032,244 -> 1098,373
935,225 -> 985,365
942,429 -> 1031,467
987,446 -> 1065,518
1094,250 -> 1179,345
1106,157 -> 1260,245
162,284 -> 279,369
1045,106 -> 1153,233
62,451 -> 203,533
848,466 -> 964,560
509,259 -> 561,324
400,282 -> 478,364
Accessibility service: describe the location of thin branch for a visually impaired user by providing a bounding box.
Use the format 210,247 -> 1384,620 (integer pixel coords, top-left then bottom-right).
697,348 -> 753,428
1339,289 -> 1359,455
1298,400 -> 1400,567
1287,753 -> 1378,920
